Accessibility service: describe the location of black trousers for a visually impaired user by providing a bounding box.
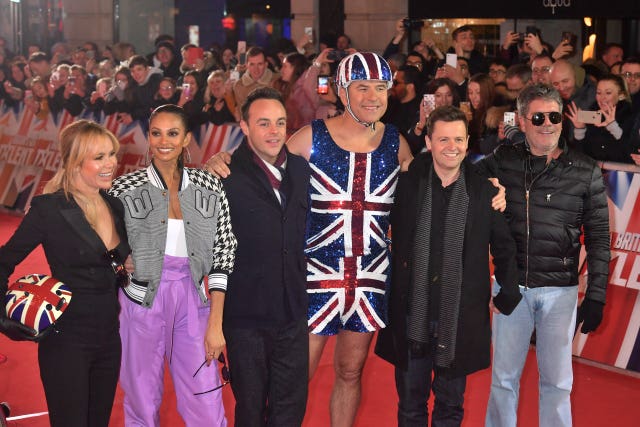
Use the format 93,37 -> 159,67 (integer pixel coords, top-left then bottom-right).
225,318 -> 309,427
38,292 -> 121,427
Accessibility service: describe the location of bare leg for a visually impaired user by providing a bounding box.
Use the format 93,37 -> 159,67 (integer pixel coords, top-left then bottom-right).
330,330 -> 374,427
309,332 -> 330,380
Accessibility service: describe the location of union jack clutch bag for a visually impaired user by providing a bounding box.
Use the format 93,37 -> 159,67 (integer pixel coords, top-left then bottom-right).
4,274 -> 72,334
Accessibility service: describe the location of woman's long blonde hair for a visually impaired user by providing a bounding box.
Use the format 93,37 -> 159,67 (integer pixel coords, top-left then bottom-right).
43,120 -> 120,225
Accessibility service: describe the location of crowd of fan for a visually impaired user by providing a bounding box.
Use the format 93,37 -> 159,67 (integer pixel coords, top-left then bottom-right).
2,21 -> 640,164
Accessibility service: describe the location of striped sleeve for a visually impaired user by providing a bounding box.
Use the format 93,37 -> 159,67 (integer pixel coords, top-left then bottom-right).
192,169 -> 237,293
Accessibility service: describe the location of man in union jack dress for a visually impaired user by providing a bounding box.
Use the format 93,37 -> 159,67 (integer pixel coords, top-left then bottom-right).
287,51 -> 413,426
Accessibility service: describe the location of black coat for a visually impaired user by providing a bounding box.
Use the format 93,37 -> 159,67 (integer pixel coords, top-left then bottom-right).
222,141 -> 311,329
0,190 -> 130,335
375,154 -> 521,377
477,140 -> 610,303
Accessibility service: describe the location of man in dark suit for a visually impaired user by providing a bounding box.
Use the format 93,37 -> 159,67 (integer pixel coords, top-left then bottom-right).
221,87 -> 311,426
375,105 -> 522,426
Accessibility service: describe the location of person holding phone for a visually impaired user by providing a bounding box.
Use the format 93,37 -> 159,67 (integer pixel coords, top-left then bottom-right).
177,70 -> 206,131
232,46 -> 280,114
408,78 -> 460,152
566,74 -> 635,162
273,51 -> 317,135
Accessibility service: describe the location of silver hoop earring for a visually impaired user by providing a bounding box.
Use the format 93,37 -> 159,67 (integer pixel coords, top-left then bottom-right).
145,147 -> 153,165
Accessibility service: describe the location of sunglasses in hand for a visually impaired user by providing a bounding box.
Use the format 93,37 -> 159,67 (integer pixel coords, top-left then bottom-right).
192,352 -> 230,395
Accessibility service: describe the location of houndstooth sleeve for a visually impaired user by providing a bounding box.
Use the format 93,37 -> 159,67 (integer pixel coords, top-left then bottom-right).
192,169 -> 237,293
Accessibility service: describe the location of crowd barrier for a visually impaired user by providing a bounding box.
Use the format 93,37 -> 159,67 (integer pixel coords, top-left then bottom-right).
0,103 -> 244,210
1,102 -> 639,373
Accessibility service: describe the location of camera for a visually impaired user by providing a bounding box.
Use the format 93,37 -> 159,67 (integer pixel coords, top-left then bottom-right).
402,18 -> 424,30
327,49 -> 348,61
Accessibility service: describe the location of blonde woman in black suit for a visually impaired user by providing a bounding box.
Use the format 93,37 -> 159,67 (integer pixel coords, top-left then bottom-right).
0,120 -> 130,427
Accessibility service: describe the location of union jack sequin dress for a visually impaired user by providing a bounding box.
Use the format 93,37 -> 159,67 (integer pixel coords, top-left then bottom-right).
305,119 -> 400,335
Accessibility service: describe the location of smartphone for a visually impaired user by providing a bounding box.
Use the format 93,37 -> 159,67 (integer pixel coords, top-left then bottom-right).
305,27 -> 313,44
24,89 -> 33,100
239,53 -> 247,65
185,46 -> 204,66
317,75 -> 329,95
561,31 -> 577,57
446,53 -> 457,68
577,110 -> 602,124
230,70 -> 240,82
423,94 -> 435,110
459,101 -> 471,114
68,76 -> 76,86
237,41 -> 247,54
503,111 -> 516,126
182,83 -> 191,98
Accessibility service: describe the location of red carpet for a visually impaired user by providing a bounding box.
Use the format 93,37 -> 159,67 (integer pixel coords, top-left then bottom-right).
1,211 -> 640,426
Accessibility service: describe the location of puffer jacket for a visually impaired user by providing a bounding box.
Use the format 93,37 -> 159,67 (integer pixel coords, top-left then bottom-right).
477,139 -> 610,303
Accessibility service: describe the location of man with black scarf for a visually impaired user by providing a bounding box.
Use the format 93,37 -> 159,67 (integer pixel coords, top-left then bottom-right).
375,105 -> 522,426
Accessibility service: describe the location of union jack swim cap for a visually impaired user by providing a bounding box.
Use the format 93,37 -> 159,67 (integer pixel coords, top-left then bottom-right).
5,274 -> 72,334
336,52 -> 393,91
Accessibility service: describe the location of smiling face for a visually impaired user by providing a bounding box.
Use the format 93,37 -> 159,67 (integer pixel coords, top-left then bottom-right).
550,62 -> 576,101
247,53 -> 267,81
74,136 -> 118,194
596,79 -> 623,109
240,98 -> 287,164
434,84 -> 454,107
148,112 -> 191,167
519,99 -> 562,157
455,30 -> 475,54
426,120 -> 468,179
130,64 -> 149,85
280,59 -> 294,82
341,80 -> 389,123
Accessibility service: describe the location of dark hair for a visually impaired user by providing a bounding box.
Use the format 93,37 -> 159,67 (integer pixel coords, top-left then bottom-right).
154,34 -> 175,47
28,52 -> 49,63
426,78 -> 461,106
247,46 -> 266,60
183,70 -> 205,92
506,63 -> 532,84
397,65 -> 423,92
241,87 -> 285,122
598,73 -> 631,103
149,104 -> 190,167
128,55 -> 148,68
452,25 -> 473,40
516,84 -> 562,118
426,105 -> 468,139
489,57 -> 509,69
276,52 -> 310,100
602,43 -> 624,56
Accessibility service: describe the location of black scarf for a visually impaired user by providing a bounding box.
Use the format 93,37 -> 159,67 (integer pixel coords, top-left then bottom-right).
407,164 -> 468,367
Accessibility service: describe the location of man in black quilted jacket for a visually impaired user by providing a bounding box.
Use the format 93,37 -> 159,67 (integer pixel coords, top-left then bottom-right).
479,84 -> 610,427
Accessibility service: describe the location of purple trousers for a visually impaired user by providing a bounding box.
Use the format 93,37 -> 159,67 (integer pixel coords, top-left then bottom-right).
119,255 -> 226,427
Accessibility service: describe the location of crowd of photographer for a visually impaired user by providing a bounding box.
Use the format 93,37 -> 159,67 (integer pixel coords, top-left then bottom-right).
0,33 -> 350,137
379,19 -> 640,165
1,21 -> 640,164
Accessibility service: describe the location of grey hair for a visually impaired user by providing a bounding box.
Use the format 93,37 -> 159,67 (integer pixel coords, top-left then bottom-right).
516,84 -> 563,118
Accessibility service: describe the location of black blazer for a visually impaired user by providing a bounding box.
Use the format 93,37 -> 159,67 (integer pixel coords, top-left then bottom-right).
0,190 -> 130,299
222,141 -> 311,329
375,153 -> 521,377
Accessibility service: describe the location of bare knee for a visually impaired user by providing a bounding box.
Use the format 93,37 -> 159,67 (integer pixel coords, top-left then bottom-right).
334,360 -> 365,384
